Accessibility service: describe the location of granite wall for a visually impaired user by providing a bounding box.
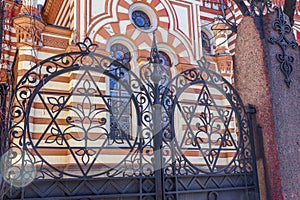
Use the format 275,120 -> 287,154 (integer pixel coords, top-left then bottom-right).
234,9 -> 300,200
234,10 -> 300,200
234,16 -> 280,200
263,10 -> 300,200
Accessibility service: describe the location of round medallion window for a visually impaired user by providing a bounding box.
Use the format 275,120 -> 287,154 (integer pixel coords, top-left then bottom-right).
110,44 -> 131,65
128,3 -> 158,32
132,10 -> 151,30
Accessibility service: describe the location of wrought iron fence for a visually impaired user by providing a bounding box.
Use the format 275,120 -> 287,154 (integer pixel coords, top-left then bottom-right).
0,37 -> 259,200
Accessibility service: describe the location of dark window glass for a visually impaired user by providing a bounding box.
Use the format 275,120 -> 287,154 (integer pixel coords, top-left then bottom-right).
109,44 -> 131,140
159,51 -> 172,79
132,10 -> 151,30
159,51 -> 171,69
110,44 -> 131,67
158,51 -> 172,140
201,32 -> 211,54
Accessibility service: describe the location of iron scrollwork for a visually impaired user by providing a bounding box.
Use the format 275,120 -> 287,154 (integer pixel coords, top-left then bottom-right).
4,37 -> 147,180
248,0 -> 273,16
162,57 -> 254,175
268,8 -> 298,88
2,37 -> 258,199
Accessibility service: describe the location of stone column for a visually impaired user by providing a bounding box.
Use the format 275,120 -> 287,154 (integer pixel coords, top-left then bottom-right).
262,9 -> 300,200
234,11 -> 300,200
234,15 -> 280,200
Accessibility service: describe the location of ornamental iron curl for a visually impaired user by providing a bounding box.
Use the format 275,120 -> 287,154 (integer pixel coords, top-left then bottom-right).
268,8 -> 298,88
232,0 -> 273,17
4,38 -> 146,179
248,0 -> 273,16
2,38 -> 259,199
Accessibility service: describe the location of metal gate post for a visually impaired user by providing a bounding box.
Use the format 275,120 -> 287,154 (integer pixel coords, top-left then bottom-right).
150,33 -> 164,200
153,103 -> 164,200
245,104 -> 260,200
0,83 -> 8,198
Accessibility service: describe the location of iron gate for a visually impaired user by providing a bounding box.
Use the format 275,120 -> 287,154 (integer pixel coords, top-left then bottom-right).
0,38 -> 259,200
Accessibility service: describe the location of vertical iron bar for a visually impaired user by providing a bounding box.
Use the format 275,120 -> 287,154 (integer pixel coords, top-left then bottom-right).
283,0 -> 297,26
153,103 -> 163,200
152,72 -> 164,200
150,32 -> 164,200
0,83 -> 8,199
245,104 -> 260,200
0,83 -> 8,156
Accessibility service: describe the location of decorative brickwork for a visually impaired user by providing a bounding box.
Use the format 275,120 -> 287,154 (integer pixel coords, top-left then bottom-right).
13,15 -> 45,47
43,35 -> 69,49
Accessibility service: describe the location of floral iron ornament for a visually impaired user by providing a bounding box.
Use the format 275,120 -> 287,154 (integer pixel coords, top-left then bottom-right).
268,8 -> 298,88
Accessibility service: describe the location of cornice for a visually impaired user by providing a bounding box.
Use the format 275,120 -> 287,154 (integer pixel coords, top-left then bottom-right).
43,25 -> 72,38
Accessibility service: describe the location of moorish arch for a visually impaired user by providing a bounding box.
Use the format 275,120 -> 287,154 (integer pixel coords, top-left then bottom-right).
85,0 -> 194,64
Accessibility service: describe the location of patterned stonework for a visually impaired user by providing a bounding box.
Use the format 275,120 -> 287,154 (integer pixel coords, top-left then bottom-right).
43,35 -> 69,49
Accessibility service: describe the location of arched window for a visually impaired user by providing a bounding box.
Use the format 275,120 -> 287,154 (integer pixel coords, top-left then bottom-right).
159,51 -> 172,79
159,51 -> 171,68
110,43 -> 131,68
109,44 -> 132,140
158,51 -> 172,137
201,31 -> 211,54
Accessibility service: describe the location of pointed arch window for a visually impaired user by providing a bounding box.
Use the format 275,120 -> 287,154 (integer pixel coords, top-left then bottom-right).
109,44 -> 132,140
